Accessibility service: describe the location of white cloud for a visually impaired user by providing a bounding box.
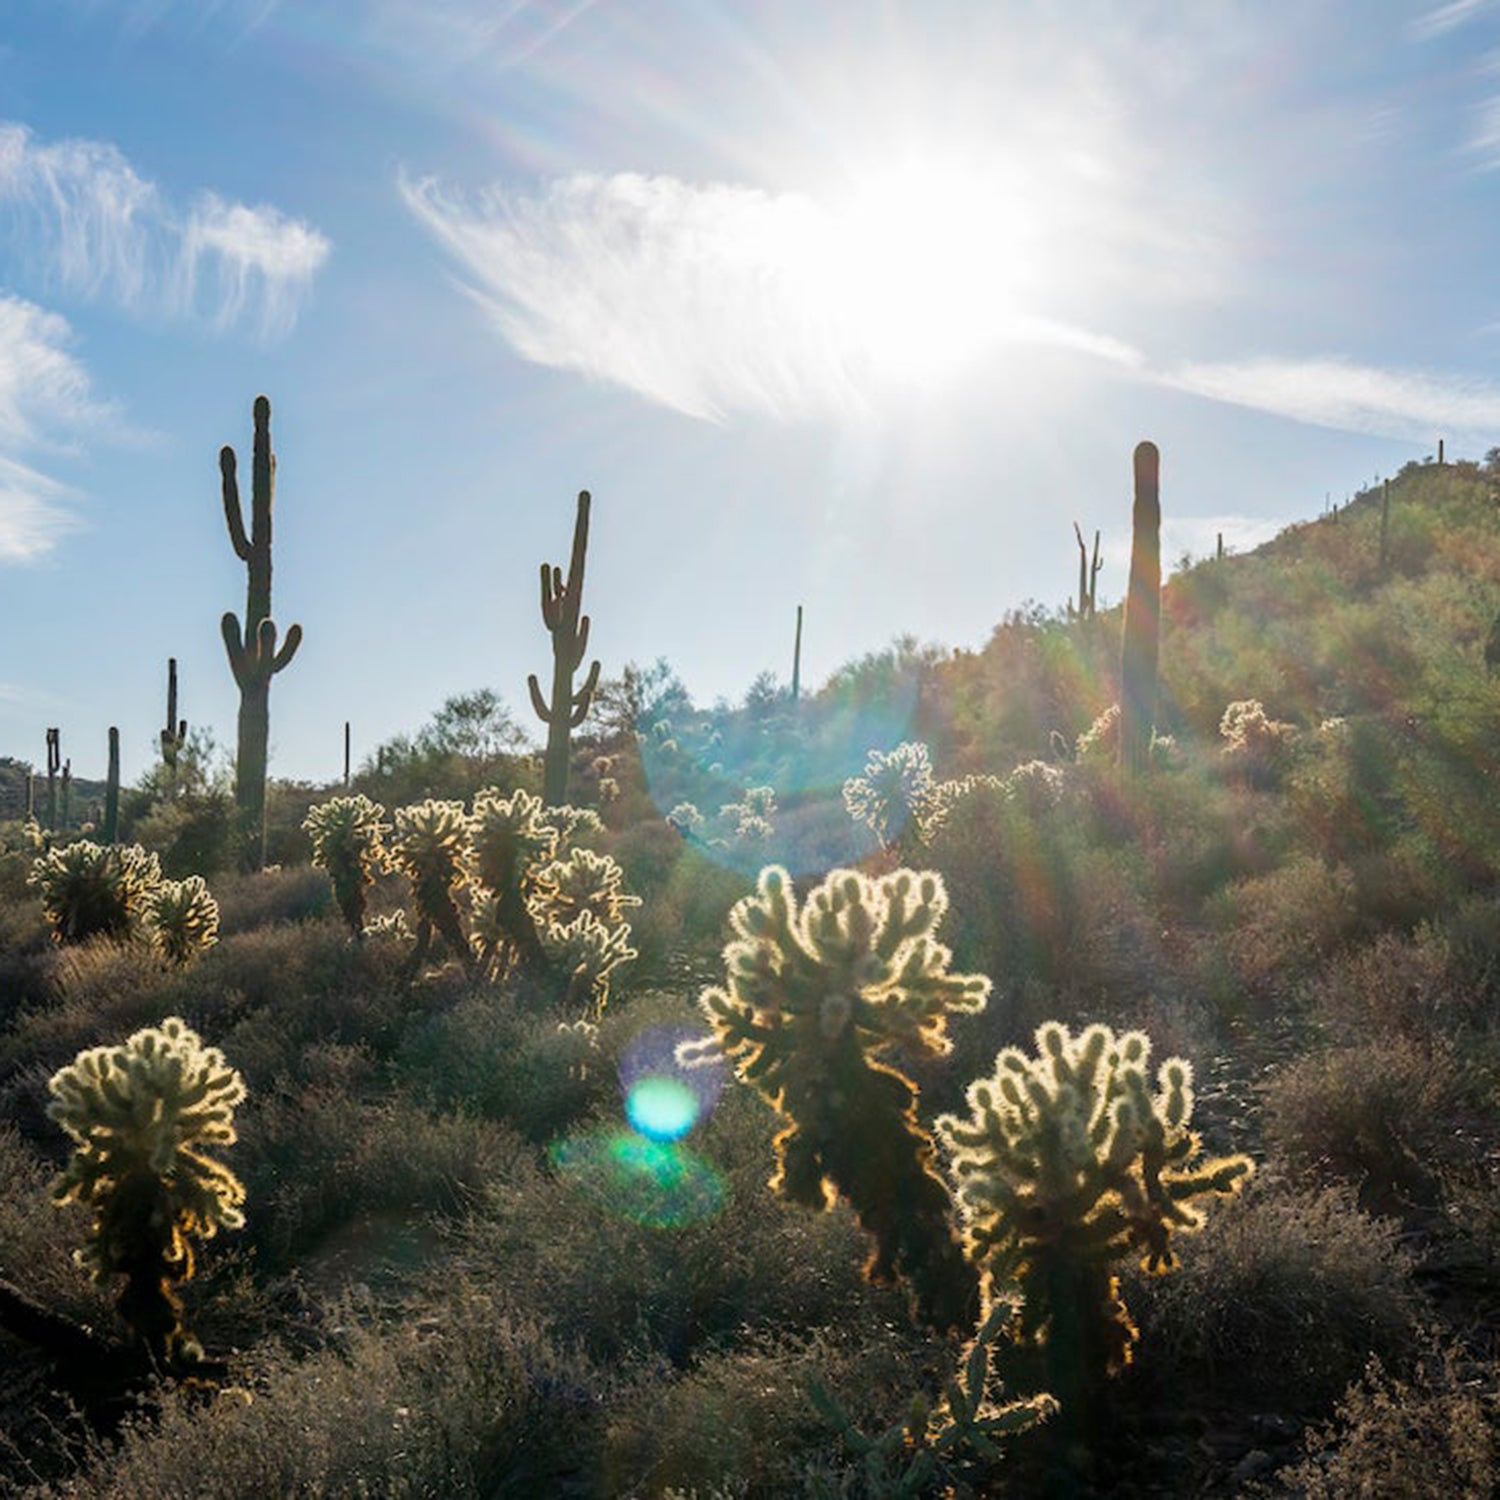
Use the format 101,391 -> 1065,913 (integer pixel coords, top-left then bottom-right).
0,121 -> 330,337
179,194 -> 332,338
0,294 -> 117,562
401,170 -> 1147,422
1158,356 -> 1500,444
1412,0 -> 1493,40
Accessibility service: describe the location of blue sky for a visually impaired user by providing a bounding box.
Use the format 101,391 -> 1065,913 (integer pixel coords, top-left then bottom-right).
2,0 -> 1499,785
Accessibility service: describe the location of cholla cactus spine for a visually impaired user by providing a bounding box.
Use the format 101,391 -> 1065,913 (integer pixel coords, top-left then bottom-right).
303,793 -> 390,938
144,876 -> 221,965
686,864 -> 990,1330
48,1017 -> 246,1364
938,1021 -> 1253,1409
28,840 -> 163,945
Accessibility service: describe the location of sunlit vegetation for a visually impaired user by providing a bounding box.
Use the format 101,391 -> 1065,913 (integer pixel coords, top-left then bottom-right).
1,452 -> 1498,1494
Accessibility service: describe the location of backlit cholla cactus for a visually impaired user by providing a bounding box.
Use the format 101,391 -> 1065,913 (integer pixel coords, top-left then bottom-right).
666,802 -> 705,839
1001,760 -> 1068,817
683,864 -> 990,1331
469,787 -> 561,978
843,742 -> 938,852
29,840 -> 163,945
303,793 -> 390,939
541,909 -> 637,1014
389,799 -> 476,978
144,876 -> 220,966
48,1017 -> 246,1366
717,786 -> 777,847
1075,704 -> 1121,763
534,846 -> 641,929
1219,699 -> 1298,786
938,1022 -> 1253,1410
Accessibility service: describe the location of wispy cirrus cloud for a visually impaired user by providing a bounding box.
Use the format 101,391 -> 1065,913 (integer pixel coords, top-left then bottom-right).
400,170 -> 1141,421
404,167 -> 1500,448
0,122 -> 330,337
0,294 -> 117,562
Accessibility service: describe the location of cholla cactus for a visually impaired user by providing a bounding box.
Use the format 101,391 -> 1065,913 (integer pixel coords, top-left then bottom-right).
48,1017 -> 246,1365
540,909 -> 637,1014
1075,704 -> 1120,762
1219,699 -> 1297,785
843,742 -> 937,852
684,864 -> 990,1330
29,840 -> 162,945
938,1022 -> 1253,1410
303,794 -> 390,938
389,799 -> 476,978
717,786 -> 777,848
1001,760 -> 1068,817
143,876 -> 220,966
469,787 -> 559,978
533,846 -> 641,929
666,802 -> 705,838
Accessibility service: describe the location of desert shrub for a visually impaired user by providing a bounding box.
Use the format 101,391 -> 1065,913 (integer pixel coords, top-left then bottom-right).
211,863 -> 332,934
1126,1180 -> 1425,1414
1307,926 -> 1478,1042
396,990 -> 611,1143
128,788 -> 236,879
1200,855 -> 1359,1005
38,1297 -> 609,1499
1262,1034 -> 1485,1219
1274,1349 -> 1496,1497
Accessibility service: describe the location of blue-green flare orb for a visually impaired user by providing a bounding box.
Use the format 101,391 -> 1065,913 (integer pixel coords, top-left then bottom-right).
626,1075 -> 699,1141
549,1128 -> 725,1228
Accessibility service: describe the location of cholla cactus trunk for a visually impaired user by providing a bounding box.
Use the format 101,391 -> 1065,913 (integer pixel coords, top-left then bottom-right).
220,396 -> 303,872
528,491 -> 602,807
687,865 -> 990,1332
1119,441 -> 1161,776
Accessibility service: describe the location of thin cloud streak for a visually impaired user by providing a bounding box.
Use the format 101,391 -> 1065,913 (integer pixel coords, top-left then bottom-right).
0,122 -> 330,337
1160,357 -> 1500,444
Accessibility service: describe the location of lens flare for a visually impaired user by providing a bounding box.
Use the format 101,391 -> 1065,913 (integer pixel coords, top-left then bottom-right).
625,1074 -> 699,1141
549,1127 -> 725,1228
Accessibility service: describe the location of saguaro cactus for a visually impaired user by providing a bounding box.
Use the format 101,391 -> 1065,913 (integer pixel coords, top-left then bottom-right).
529,490 -> 601,807
45,728 -> 60,829
1119,440 -> 1161,776
1072,522 -> 1102,618
791,603 -> 804,702
219,395 -> 302,870
103,727 -> 120,844
160,658 -> 186,772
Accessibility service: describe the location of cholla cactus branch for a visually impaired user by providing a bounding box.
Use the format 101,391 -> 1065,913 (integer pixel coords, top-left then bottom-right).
48,1018 -> 245,1366
687,864 -> 989,1330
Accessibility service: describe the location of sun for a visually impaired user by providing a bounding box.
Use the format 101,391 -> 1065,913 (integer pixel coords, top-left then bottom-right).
815,153 -> 1048,384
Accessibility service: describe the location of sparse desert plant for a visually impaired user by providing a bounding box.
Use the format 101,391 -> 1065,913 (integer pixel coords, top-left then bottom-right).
1218,697 -> 1297,785
842,742 -> 937,852
28,839 -> 163,945
303,793 -> 390,938
47,1016 -> 246,1366
937,1021 -> 1253,1423
143,874 -> 220,965
682,864 -> 990,1331
388,798 -> 476,978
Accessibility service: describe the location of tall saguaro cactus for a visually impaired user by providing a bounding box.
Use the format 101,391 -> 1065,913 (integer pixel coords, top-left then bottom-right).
160,658 -> 187,772
1119,441 -> 1161,776
528,490 -> 601,807
45,728 -> 60,830
219,395 -> 302,871
791,603 -> 804,702
103,728 -> 120,845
